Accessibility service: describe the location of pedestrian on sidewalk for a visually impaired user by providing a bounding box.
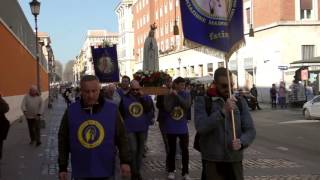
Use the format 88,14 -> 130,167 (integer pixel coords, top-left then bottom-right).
58,75 -> 131,180
162,77 -> 192,180
250,84 -> 261,110
270,84 -> 277,108
21,86 -> 43,146
0,92 -> 10,160
194,67 -> 256,180
156,76 -> 173,170
278,82 -> 287,109
119,80 -> 154,180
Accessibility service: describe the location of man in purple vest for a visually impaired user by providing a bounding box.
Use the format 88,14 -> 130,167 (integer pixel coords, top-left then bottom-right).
119,80 -> 154,180
163,77 -> 192,180
58,75 -> 131,180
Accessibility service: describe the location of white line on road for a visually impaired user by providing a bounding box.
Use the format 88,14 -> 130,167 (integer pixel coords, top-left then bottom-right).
279,120 -> 320,124
276,146 -> 289,151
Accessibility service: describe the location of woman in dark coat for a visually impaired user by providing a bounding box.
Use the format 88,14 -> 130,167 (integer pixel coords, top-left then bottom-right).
0,93 -> 10,160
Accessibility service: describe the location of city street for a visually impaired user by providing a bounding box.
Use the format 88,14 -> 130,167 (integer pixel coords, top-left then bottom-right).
0,98 -> 320,180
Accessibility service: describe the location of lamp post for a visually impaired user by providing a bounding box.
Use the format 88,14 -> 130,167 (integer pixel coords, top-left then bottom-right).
29,0 -> 41,91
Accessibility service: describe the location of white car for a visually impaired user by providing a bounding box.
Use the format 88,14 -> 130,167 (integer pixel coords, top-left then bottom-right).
303,95 -> 320,120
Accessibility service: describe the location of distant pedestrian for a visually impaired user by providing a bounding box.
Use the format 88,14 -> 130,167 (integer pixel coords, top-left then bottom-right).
58,75 -> 131,180
270,84 -> 277,108
250,84 -> 261,110
278,82 -> 287,109
21,86 -> 43,146
74,87 -> 81,102
117,75 -> 131,98
102,83 -> 121,106
119,80 -> 154,180
63,88 -> 73,106
0,92 -> 10,160
194,67 -> 256,180
163,77 -> 192,180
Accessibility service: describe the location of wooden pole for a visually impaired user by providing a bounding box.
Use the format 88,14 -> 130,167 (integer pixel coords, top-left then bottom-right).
225,58 -> 237,140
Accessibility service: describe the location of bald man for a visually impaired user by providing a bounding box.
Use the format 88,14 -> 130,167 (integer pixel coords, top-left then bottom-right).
119,80 -> 154,180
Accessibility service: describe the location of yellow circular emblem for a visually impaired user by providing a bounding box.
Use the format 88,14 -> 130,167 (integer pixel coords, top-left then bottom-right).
78,120 -> 105,149
171,106 -> 184,120
129,102 -> 144,118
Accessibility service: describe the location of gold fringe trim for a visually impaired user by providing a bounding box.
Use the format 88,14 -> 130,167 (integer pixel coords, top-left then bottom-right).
183,38 -> 246,62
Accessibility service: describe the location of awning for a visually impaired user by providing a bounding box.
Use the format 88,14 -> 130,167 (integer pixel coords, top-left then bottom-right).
290,57 -> 320,68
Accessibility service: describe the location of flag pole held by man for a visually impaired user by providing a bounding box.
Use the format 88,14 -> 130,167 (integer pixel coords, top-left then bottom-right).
180,0 -> 256,179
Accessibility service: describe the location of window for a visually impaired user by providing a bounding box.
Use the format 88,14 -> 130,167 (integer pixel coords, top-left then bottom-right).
142,0 -> 145,8
165,23 -> 168,34
160,7 -> 163,17
176,0 -> 179,7
160,27 -> 164,36
246,8 -> 251,24
164,3 -> 168,14
166,39 -> 169,50
147,14 -> 149,22
302,45 -> 315,60
207,63 -> 213,72
156,11 -> 159,20
300,0 -> 313,19
169,0 -> 173,10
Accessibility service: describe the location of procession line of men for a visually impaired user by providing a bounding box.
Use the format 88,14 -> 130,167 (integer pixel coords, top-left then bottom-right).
57,67 -> 256,180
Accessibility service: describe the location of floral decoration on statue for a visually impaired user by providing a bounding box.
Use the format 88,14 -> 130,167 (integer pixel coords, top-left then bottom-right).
133,71 -> 171,87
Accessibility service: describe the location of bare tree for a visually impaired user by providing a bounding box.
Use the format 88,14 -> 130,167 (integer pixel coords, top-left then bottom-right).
63,60 -> 75,82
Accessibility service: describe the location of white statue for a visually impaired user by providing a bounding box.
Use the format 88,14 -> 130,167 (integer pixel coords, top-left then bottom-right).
143,23 -> 159,72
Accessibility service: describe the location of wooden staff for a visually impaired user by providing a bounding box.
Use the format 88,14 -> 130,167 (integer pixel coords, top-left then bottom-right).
225,58 -> 237,140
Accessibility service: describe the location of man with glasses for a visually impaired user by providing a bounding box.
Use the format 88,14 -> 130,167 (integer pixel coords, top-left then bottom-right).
119,80 -> 154,180
194,67 -> 256,180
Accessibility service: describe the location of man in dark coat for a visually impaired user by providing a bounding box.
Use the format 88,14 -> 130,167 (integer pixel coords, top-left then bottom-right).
0,92 -> 10,160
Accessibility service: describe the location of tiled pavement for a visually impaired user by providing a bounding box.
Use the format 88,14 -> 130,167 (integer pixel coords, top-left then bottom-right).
1,98 -> 320,180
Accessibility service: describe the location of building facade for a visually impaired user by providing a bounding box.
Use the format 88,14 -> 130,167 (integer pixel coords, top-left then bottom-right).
73,30 -> 119,83
132,0 -> 224,78
231,0 -> 320,102
115,0 -> 136,77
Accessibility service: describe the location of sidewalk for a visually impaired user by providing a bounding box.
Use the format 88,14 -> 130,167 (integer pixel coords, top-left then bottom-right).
0,97 -> 66,180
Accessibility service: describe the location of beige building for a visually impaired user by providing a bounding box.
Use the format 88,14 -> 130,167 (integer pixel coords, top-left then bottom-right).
231,0 -> 320,102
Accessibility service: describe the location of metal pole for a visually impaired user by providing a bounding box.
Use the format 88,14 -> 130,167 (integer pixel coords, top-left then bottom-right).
35,16 -> 41,93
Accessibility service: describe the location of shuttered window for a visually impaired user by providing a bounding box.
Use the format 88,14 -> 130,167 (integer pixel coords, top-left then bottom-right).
300,0 -> 313,10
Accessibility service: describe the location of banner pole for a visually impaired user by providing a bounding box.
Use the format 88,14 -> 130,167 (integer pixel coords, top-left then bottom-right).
225,57 -> 237,140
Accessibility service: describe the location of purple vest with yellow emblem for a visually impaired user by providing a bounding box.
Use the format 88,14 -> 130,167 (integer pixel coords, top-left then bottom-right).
68,101 -> 117,178
163,91 -> 189,134
121,94 -> 151,133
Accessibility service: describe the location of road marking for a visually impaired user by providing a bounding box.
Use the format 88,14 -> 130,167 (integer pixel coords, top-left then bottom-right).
276,146 -> 289,151
279,120 -> 320,124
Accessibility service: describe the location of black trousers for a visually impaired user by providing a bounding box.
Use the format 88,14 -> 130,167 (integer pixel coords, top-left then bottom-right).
27,118 -> 41,143
203,160 -> 244,180
166,133 -> 189,175
0,140 -> 3,160
271,97 -> 277,108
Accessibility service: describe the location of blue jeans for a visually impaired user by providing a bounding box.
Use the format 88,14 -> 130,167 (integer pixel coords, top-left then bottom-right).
127,132 -> 146,179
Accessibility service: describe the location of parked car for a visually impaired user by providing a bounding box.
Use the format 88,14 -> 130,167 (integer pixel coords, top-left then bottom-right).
303,95 -> 320,120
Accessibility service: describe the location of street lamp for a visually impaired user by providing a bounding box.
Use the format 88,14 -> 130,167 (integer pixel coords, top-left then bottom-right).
29,0 -> 41,92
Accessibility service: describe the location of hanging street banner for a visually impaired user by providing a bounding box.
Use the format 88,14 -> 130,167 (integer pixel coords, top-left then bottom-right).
180,0 -> 245,59
91,45 -> 120,83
